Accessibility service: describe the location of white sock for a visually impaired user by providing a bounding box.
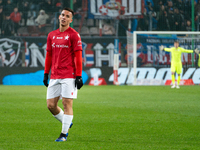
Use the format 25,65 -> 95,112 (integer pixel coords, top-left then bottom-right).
53,108 -> 64,123
62,114 -> 73,134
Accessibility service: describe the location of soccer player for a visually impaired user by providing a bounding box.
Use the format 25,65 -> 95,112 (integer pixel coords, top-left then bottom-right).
43,7 -> 83,142
160,41 -> 199,88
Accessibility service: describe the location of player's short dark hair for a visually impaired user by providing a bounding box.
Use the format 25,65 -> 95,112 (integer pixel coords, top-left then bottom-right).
62,7 -> 74,16
174,40 -> 179,43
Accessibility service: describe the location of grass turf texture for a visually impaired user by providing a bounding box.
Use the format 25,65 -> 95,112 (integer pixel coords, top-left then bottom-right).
0,85 -> 199,150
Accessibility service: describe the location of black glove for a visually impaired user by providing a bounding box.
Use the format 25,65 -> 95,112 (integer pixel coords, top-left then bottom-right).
75,76 -> 83,90
43,73 -> 49,87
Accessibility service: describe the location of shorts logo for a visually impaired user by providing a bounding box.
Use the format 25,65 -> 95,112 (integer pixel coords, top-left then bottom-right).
71,92 -> 73,95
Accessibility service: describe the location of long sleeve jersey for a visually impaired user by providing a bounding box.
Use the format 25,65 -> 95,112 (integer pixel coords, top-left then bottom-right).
164,47 -> 193,64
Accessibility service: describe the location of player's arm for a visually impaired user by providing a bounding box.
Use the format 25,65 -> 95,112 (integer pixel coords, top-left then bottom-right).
180,47 -> 194,53
43,34 -> 52,87
74,50 -> 82,77
159,45 -> 172,52
44,51 -> 52,74
74,50 -> 83,89
72,33 -> 83,89
180,47 -> 200,54
163,47 -> 172,52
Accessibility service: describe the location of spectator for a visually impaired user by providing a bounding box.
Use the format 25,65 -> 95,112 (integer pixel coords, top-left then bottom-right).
19,1 -> 29,26
166,1 -> 174,30
174,8 -> 183,31
157,6 -> 170,31
195,0 -> 200,22
10,7 -> 21,35
35,9 -> 49,33
4,0 -> 14,14
151,11 -> 158,30
184,0 -> 192,20
0,53 -> 5,67
154,0 -> 163,13
2,13 -> 14,36
27,10 -> 36,26
0,0 -> 4,8
74,0 -> 82,12
55,0 -> 62,12
42,0 -> 54,13
102,23 -> 115,35
29,0 -> 41,12
184,20 -> 192,31
0,6 -> 4,35
146,0 -> 154,13
137,8 -> 149,31
176,0 -> 184,15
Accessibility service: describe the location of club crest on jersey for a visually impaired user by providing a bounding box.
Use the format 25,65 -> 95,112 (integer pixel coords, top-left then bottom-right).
53,36 -> 55,39
0,38 -> 21,67
65,35 -> 69,40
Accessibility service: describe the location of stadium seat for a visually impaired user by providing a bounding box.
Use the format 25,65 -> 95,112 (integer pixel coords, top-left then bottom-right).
73,19 -> 80,27
17,27 -> 28,35
74,27 -> 79,32
89,27 -> 99,36
80,26 -> 90,36
45,26 -> 52,35
87,19 -> 94,27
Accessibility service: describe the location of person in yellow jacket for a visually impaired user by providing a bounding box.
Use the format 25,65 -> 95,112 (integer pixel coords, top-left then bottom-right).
160,41 -> 199,89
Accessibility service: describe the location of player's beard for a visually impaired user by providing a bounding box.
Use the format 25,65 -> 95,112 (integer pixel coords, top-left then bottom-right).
60,22 -> 69,27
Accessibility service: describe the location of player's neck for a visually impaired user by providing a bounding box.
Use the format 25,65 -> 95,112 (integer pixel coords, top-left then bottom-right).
59,25 -> 70,32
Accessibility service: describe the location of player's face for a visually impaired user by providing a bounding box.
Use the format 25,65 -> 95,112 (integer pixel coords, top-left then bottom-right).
59,10 -> 73,27
174,42 -> 179,48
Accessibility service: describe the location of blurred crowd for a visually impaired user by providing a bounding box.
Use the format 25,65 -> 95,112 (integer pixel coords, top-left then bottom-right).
0,0 -> 72,36
137,0 -> 200,31
0,0 -> 200,37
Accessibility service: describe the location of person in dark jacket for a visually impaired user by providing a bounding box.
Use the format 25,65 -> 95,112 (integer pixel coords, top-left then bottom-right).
2,13 -> 14,36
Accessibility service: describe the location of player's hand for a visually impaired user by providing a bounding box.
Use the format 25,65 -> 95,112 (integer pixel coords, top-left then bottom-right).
43,73 -> 49,87
194,48 -> 200,54
75,76 -> 83,90
159,45 -> 164,51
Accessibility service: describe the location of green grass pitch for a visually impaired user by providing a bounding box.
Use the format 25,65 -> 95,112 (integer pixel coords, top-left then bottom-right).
0,85 -> 200,150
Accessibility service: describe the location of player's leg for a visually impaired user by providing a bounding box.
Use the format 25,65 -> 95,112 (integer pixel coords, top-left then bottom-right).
55,79 -> 77,142
176,63 -> 182,89
171,63 -> 176,88
47,97 -> 63,121
46,79 -> 64,122
55,98 -> 74,142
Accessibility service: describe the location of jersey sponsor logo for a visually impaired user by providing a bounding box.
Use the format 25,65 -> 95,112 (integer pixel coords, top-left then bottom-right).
53,36 -> 55,39
57,37 -> 63,39
52,43 -> 69,48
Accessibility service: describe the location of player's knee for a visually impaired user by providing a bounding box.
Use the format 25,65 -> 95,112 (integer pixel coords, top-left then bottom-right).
47,100 -> 57,110
62,98 -> 73,108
